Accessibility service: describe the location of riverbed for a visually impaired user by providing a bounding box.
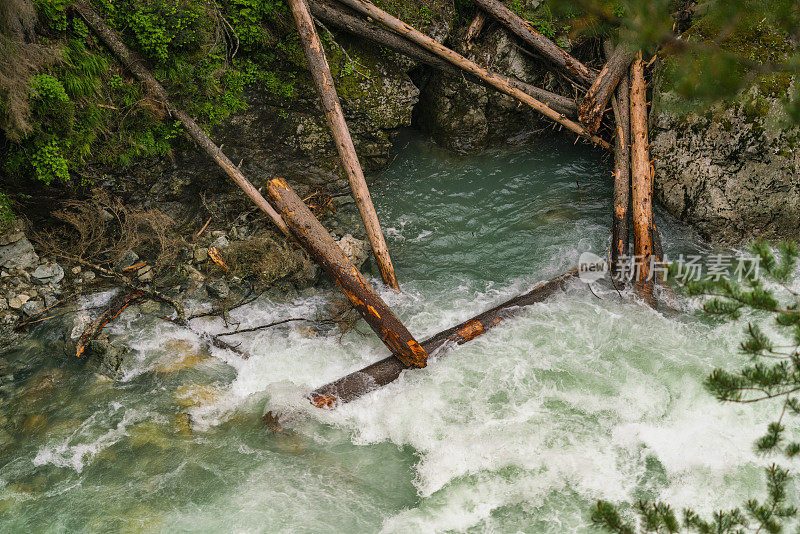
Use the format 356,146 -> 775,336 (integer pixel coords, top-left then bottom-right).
0,133 -> 786,532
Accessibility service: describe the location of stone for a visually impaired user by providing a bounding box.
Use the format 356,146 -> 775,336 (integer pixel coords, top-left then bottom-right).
87,339 -> 127,378
82,271 -> 96,282
194,247 -> 208,263
206,279 -> 230,300
21,300 -> 44,317
139,300 -> 161,315
0,299 -> 6,312
185,265 -> 205,283
0,231 -> 23,246
116,251 -> 139,272
211,235 -> 229,249
43,294 -> 58,308
0,237 -> 38,270
336,234 -> 370,269
7,294 -> 29,309
174,384 -> 219,407
137,265 -> 154,282
211,230 -> 226,238
71,266 -> 81,275
31,263 -> 64,285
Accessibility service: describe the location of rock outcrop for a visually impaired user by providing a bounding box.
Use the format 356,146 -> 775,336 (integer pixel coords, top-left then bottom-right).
651,89 -> 800,244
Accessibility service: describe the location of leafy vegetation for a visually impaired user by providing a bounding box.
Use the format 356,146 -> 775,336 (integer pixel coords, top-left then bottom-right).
591,241 -> 800,532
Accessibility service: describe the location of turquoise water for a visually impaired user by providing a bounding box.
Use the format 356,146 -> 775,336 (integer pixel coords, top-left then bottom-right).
0,134 -> 789,532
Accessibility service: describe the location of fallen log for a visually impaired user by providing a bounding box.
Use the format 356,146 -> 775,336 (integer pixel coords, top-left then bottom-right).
289,0 -> 399,290
578,44 -> 636,134
629,52 -> 655,305
72,1 -> 290,238
465,10 -> 488,44
310,0 -> 576,117
266,177 -> 428,368
473,0 -> 595,86
606,42 -> 631,279
304,269 -> 576,409
333,0 -> 609,149
76,290 -> 144,357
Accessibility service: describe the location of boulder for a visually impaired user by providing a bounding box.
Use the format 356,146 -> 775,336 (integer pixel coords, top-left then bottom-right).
0,237 -> 38,270
336,234 -> 370,269
21,300 -> 44,317
7,294 -> 30,310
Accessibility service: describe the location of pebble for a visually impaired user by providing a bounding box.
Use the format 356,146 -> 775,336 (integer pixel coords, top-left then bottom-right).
206,279 -> 230,300
7,294 -> 29,310
71,266 -> 81,275
137,265 -> 154,282
211,235 -> 229,249
116,250 -> 139,272
82,271 -> 96,282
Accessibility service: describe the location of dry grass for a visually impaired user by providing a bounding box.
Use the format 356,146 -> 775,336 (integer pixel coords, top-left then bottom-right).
33,189 -> 185,274
219,232 -> 315,287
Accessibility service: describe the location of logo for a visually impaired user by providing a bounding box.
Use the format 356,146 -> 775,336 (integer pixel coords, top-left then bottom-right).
578,251 -> 607,283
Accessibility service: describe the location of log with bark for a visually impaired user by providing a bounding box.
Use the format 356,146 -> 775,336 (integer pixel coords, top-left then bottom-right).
310,0 -> 577,117
629,52 -> 655,305
332,0 -> 609,149
303,269 -> 576,409
605,42 -> 631,279
72,1 -> 290,238
578,44 -> 636,134
265,177 -> 428,368
289,0 -> 399,290
473,0 -> 595,86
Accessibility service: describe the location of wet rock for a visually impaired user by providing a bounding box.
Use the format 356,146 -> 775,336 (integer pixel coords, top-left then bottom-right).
21,300 -> 44,317
82,271 -> 96,282
87,339 -> 128,378
0,237 -> 39,270
116,251 -> 139,272
185,265 -> 205,283
31,263 -> 64,285
7,294 -> 29,310
174,384 -> 219,407
0,299 -> 6,312
206,279 -> 230,300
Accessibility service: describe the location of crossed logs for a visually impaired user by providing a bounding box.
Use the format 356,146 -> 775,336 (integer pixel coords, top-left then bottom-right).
75,0 -> 660,417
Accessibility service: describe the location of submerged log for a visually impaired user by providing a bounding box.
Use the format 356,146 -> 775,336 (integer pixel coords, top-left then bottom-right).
465,10 -> 488,43
265,177 -> 428,368
289,0 -> 399,290
305,269 -> 576,409
606,43 -> 631,279
72,1 -> 290,238
578,44 -> 636,134
473,0 -> 595,86
333,0 -> 609,149
310,0 -> 576,117
629,52 -> 655,305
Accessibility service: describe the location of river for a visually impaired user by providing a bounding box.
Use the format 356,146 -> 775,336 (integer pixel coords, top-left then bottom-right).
0,133 -> 786,532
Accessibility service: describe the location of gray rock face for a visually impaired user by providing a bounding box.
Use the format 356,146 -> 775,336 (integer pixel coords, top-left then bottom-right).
21,300 -> 44,317
31,263 -> 64,285
0,237 -> 38,270
651,91 -> 800,244
206,279 -> 230,300
336,234 -> 370,270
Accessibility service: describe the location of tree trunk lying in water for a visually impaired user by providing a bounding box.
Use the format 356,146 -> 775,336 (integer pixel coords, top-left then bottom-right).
332,0 -> 609,148
289,0 -> 399,290
629,52 -> 655,305
265,178 -> 428,369
310,0 -> 576,117
301,269 -> 576,410
72,1 -> 290,238
606,42 -> 631,279
473,0 -> 595,87
578,44 -> 636,134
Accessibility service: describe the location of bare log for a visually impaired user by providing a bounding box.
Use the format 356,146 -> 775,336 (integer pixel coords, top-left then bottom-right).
333,0 -> 610,149
310,0 -> 576,117
465,10 -> 488,43
629,52 -> 655,305
305,269 -> 576,409
72,1 -> 290,238
578,44 -> 636,133
606,42 -> 631,279
266,177 -> 428,368
473,0 -> 595,86
289,0 -> 399,290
